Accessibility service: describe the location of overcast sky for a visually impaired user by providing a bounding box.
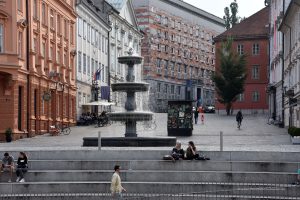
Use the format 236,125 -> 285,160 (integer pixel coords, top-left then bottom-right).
183,0 -> 266,19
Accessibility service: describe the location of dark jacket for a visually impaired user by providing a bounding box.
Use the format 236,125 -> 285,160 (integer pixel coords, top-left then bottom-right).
236,111 -> 243,121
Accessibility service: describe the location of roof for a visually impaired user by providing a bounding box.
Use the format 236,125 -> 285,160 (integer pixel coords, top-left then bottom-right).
164,0 -> 224,26
106,0 -> 126,11
214,6 -> 270,42
279,0 -> 300,30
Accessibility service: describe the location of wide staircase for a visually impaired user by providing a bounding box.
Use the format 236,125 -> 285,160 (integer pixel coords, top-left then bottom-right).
0,150 -> 300,200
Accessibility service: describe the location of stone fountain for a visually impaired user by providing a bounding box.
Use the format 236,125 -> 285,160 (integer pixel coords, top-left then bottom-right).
83,49 -> 176,147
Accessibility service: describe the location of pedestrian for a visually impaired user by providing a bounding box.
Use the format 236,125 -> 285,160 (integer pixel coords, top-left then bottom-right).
236,110 -> 243,129
194,108 -> 199,124
16,152 -> 28,182
198,106 -> 205,124
0,152 -> 14,182
111,165 -> 126,199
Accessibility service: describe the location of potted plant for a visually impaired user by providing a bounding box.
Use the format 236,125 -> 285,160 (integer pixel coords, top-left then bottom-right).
5,128 -> 12,142
288,126 -> 300,144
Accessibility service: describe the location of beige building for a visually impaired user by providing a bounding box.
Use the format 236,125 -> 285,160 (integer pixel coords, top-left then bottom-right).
0,0 -> 77,141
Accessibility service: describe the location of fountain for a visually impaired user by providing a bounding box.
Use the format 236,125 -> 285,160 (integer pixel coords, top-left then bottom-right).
83,49 -> 176,147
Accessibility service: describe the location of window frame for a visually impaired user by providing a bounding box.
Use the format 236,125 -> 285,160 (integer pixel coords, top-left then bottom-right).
0,24 -> 3,53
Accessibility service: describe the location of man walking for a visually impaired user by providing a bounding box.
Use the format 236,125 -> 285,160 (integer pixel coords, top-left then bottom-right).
111,165 -> 126,199
236,110 -> 243,129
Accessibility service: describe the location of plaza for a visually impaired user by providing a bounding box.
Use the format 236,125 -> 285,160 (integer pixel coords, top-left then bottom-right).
0,113 -> 299,152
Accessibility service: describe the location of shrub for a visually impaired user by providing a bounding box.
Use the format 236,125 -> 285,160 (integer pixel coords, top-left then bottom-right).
288,126 -> 300,137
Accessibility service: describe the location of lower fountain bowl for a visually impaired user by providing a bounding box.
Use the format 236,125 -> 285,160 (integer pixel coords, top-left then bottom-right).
108,111 -> 153,121
83,137 -> 177,147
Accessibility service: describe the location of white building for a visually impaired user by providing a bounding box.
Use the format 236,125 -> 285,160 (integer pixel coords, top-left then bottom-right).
76,0 -> 112,119
279,0 -> 300,127
106,0 -> 144,111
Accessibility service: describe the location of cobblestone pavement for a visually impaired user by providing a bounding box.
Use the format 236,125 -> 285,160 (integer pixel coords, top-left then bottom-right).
1,113 -> 300,152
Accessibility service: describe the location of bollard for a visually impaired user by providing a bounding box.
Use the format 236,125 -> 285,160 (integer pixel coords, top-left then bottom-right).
220,131 -> 223,151
98,131 -> 101,151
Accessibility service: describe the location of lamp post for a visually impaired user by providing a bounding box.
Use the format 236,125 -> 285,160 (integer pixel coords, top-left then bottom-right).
92,80 -> 100,114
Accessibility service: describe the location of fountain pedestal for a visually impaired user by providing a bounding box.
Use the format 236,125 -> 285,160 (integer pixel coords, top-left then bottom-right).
83,50 -> 176,147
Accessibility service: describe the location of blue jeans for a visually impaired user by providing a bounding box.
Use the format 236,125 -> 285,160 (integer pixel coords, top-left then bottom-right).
113,192 -> 123,199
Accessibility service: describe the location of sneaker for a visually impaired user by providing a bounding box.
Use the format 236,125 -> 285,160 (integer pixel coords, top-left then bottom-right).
16,177 -> 20,182
19,178 -> 25,183
8,179 -> 11,183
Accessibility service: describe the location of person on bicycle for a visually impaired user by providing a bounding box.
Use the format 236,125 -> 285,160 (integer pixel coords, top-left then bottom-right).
236,110 -> 243,129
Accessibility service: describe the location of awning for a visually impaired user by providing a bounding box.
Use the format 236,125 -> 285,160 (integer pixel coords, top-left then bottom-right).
82,101 -> 115,106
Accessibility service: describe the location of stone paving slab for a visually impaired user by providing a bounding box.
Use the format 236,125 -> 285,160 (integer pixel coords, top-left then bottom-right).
0,113 -> 299,152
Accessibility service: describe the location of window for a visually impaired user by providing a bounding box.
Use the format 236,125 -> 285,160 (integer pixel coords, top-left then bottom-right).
164,84 -> 168,93
42,2 -> 46,24
33,38 -> 37,53
98,33 -> 101,50
78,51 -> 82,72
87,24 -> 90,42
177,86 -> 181,95
57,15 -> 61,34
41,42 -> 46,57
33,0 -> 38,18
87,56 -> 90,75
83,21 -> 87,39
252,43 -> 260,55
70,25 -> 74,44
57,49 -> 60,63
64,53 -> 67,66
0,24 -> 3,53
252,91 -> 260,102
78,18 -> 83,36
171,85 -> 175,94
91,59 -> 94,75
17,0 -> 22,11
50,9 -> 54,28
105,38 -> 108,54
157,82 -> 161,92
252,65 -> 259,79
102,35 -> 104,52
237,93 -> 244,102
18,32 -> 22,57
102,64 -> 105,82
237,44 -> 244,55
64,19 -> 68,39
49,45 -> 53,60
156,58 -> 161,68
83,53 -> 86,74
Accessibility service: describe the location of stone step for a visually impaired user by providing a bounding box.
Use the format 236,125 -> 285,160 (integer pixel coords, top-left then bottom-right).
2,151 -> 300,162
27,160 -> 300,172
0,182 -> 299,197
1,193 -> 300,200
0,170 -> 297,183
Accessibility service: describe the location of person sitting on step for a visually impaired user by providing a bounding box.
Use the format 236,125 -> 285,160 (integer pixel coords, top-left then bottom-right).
0,152 -> 14,182
16,152 -> 28,183
186,141 -> 210,161
171,142 -> 185,160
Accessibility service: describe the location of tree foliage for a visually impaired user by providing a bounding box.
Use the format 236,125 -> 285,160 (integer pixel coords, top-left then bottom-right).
212,38 -> 247,115
223,0 -> 240,30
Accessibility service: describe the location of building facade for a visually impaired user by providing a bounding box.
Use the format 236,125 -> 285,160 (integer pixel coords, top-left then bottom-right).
279,0 -> 300,127
214,7 -> 269,114
76,0 -> 112,119
133,0 -> 224,112
106,0 -> 144,111
267,0 -> 292,125
0,0 -> 77,141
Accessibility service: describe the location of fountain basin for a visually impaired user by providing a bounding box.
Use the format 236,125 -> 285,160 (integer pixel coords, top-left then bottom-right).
111,82 -> 149,92
118,56 -> 143,65
108,111 -> 153,121
83,137 -> 177,147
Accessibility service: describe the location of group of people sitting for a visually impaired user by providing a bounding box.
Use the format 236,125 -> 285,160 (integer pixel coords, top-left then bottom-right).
165,141 -> 210,161
0,152 -> 28,182
78,111 -> 109,126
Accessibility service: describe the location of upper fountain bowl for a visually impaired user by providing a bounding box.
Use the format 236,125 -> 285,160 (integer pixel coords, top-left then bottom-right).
111,82 -> 149,92
118,56 -> 143,65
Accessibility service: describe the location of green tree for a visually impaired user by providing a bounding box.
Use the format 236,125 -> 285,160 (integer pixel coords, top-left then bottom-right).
212,38 -> 247,115
223,0 -> 240,30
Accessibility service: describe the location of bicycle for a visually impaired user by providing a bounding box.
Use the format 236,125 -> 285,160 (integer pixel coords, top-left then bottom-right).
50,124 -> 71,136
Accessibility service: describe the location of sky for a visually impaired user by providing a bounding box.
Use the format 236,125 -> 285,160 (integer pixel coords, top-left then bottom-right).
183,0 -> 266,19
